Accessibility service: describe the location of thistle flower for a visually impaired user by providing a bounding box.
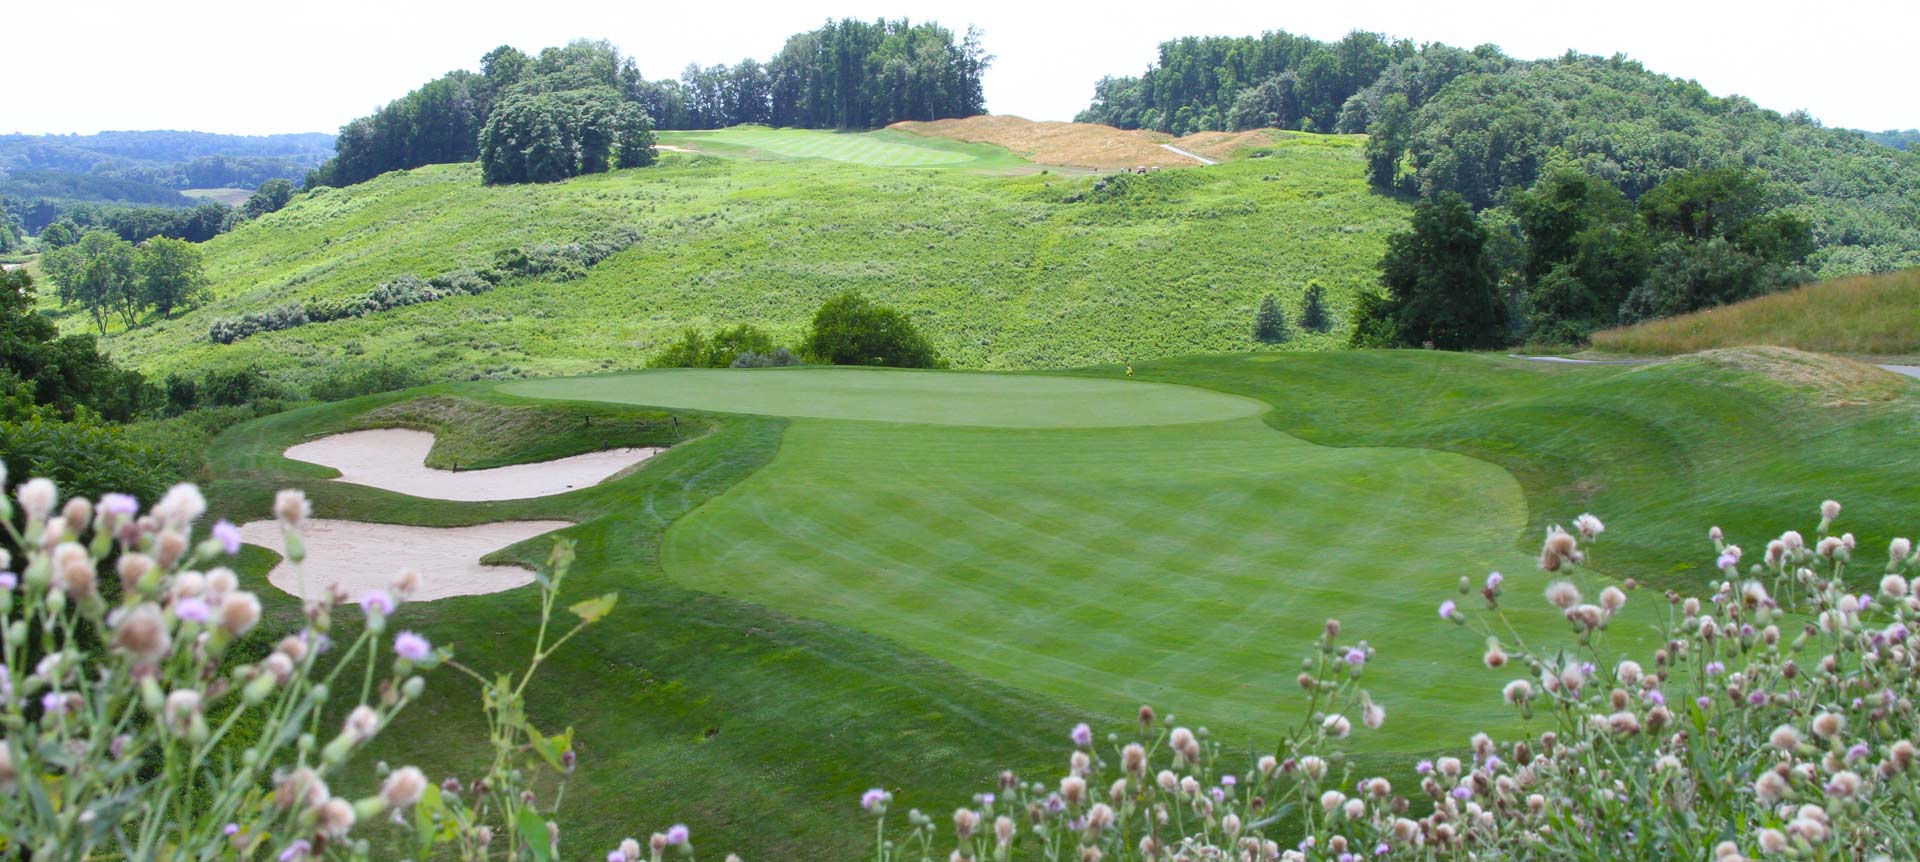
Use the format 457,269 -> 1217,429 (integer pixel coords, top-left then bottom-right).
1544,581 -> 1581,610
1121,743 -> 1146,777
1882,574 -> 1909,598
275,489 -> 311,529
1059,775 -> 1087,806
1085,803 -> 1114,834
394,631 -> 432,662
664,825 -> 688,846
1438,599 -> 1459,621
1502,680 -> 1533,705
17,478 -> 57,524
1540,526 -> 1580,572
219,592 -> 262,636
275,767 -> 329,811
1821,499 -> 1841,523
212,520 -> 242,555
1599,585 -> 1627,613
164,689 -> 202,736
952,808 -> 979,840
1810,712 -> 1845,740
1769,725 -> 1802,751
617,839 -> 643,862
359,590 -> 395,616
1892,537 -> 1913,564
1362,700 -> 1385,729
153,483 -> 207,528
0,743 -> 14,792
112,603 -> 172,661
343,705 -> 380,742
380,766 -> 427,808
315,797 -> 355,839
1574,513 -> 1604,540
1070,722 -> 1092,748
1322,714 -> 1351,738
1320,790 -> 1347,813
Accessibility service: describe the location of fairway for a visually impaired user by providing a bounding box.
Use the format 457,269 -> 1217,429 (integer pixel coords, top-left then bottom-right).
500,368 -> 1266,428
659,126 -> 1024,168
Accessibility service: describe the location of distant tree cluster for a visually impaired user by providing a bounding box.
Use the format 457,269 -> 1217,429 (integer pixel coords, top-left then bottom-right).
40,231 -> 210,333
310,21 -> 990,187
1081,34 -> 1919,281
651,324 -> 800,368
1353,166 -> 1815,348
1251,283 -> 1334,344
27,181 -> 297,249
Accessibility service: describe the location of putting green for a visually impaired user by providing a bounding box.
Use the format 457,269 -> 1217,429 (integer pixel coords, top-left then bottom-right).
661,127 -> 991,167
500,368 -> 1266,428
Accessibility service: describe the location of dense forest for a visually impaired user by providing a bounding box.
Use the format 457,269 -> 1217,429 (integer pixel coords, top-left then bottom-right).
1861,129 -> 1919,151
307,20 -> 991,188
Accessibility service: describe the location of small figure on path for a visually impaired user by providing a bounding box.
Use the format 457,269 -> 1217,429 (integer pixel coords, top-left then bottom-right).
1125,364 -> 1133,378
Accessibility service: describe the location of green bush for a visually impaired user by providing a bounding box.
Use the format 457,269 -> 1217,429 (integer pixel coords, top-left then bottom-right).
652,323 -> 789,368
801,291 -> 943,368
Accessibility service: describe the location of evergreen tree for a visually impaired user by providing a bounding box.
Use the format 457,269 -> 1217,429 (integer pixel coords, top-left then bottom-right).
1252,294 -> 1289,343
1299,282 -> 1333,332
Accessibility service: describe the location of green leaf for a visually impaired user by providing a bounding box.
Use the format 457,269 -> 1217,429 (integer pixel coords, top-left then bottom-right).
527,725 -> 575,773
517,808 -> 553,862
415,784 -> 444,854
569,592 -> 618,624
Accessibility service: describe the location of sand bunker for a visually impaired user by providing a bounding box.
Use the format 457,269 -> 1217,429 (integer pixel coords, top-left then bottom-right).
285,429 -> 660,501
240,518 -> 571,601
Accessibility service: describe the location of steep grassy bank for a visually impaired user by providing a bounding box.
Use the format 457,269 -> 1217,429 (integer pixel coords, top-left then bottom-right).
77,133 -> 1405,388
1590,268 -> 1920,356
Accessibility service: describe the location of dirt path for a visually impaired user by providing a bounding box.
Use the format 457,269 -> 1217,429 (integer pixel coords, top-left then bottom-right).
1159,144 -> 1218,166
285,429 -> 661,501
240,518 -> 571,601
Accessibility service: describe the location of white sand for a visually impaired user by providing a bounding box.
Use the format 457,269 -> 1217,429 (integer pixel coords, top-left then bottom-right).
284,429 -> 661,501
240,518 -> 572,601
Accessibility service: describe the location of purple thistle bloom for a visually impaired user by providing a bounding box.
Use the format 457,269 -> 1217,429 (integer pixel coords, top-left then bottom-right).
1484,755 -> 1502,771
1416,759 -> 1433,775
977,792 -> 995,806
279,839 -> 311,862
212,520 -> 243,555
1485,572 -> 1503,590
359,590 -> 395,616
664,825 -> 688,846
175,597 -> 211,623
224,823 -> 240,837
1645,690 -> 1665,706
100,493 -> 139,518
860,788 -> 889,812
41,691 -> 66,715
1070,722 -> 1093,748
394,631 -> 431,662
1705,661 -> 1725,676
1748,691 -> 1767,706
1696,696 -> 1712,711
1210,787 -> 1225,803
0,572 -> 15,590
1848,743 -> 1871,762
1376,843 -> 1391,856
1344,647 -> 1367,666
1451,786 -> 1472,800
1220,775 -> 1236,787
1716,551 -> 1739,571
1438,600 -> 1457,620
609,853 -> 625,862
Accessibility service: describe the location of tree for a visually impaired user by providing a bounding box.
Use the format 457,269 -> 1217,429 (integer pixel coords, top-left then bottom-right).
240,179 -> 295,219
1363,93 -> 1412,192
42,230 -> 140,334
1353,193 -> 1507,349
139,237 -> 209,317
0,268 -> 153,421
39,220 -> 79,249
1299,281 -> 1333,332
1253,294 -> 1289,343
801,291 -> 942,368
612,104 -> 657,168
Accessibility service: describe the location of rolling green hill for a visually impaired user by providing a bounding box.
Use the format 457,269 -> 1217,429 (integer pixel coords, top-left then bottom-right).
75,130 -> 1405,388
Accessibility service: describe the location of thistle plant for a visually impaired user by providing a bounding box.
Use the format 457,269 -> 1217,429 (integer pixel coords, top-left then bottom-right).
0,467 -> 717,862
883,503 -> 1920,861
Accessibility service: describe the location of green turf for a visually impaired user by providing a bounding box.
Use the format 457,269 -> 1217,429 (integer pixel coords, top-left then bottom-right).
204,347 -> 1920,858
499,368 -> 1265,428
76,131 -> 1404,389
659,126 -> 1030,170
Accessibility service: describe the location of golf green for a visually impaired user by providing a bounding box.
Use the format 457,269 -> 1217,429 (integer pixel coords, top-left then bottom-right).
500,368 -> 1267,428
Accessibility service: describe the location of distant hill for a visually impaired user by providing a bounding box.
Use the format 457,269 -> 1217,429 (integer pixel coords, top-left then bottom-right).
1859,129 -> 1919,152
82,131 -> 1404,390
1079,31 -> 1920,277
0,130 -> 334,231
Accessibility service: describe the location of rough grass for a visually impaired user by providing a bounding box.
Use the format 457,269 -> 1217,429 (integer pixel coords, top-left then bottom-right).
78,137 -> 1405,388
350,395 -> 688,469
1589,268 -> 1920,356
180,188 -> 253,206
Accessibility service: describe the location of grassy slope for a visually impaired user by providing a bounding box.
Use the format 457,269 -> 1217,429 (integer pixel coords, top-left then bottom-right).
1590,268 -> 1920,357
207,348 -> 1920,856
82,131 -> 1404,387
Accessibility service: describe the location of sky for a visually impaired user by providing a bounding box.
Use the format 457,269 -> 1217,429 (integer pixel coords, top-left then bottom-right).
4,0 -> 1916,136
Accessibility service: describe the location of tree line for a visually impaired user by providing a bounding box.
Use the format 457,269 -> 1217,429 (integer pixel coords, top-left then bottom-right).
40,231 -> 212,334
306,20 -> 990,188
27,180 -> 296,249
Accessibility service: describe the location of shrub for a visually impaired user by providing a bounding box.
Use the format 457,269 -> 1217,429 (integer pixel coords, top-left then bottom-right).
0,479 -> 716,861
801,291 -> 943,369
880,502 -> 1920,861
730,348 -> 801,368
652,324 -> 790,369
1253,293 -> 1289,343
308,361 -> 428,402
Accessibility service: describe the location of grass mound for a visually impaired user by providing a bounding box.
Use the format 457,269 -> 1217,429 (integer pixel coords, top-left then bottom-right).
1589,268 -> 1920,356
1643,346 -> 1909,405
352,395 -> 685,469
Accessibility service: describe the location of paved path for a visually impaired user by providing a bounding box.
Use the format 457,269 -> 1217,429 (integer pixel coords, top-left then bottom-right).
1160,144 -> 1218,166
1511,353 -> 1920,380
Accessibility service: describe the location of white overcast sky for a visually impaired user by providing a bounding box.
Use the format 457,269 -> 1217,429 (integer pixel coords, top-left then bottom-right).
5,0 -> 1915,136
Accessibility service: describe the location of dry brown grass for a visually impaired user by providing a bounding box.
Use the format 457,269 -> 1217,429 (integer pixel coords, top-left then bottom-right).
1590,269 -> 1920,356
890,115 -> 1199,169
1641,346 -> 1909,405
1172,129 -> 1294,161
